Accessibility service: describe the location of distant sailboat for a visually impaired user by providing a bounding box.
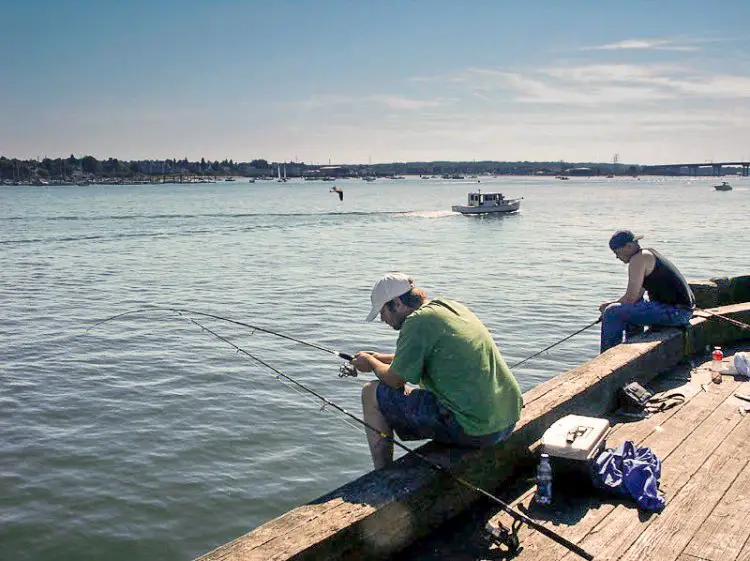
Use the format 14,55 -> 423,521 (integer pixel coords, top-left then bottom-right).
277,165 -> 287,183
606,153 -> 619,178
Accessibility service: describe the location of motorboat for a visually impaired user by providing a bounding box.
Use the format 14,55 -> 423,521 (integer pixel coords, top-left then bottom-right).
714,181 -> 732,191
451,191 -> 522,215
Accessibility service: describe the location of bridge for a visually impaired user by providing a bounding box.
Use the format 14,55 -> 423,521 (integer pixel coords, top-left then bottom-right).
643,161 -> 750,176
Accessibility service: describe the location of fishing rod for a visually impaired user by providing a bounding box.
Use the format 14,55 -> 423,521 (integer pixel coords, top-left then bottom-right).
509,318 -> 601,369
154,311 -> 593,560
694,308 -> 750,332
87,306 -> 354,362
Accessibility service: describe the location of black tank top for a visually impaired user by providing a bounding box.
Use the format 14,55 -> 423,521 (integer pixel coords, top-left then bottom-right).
642,248 -> 695,309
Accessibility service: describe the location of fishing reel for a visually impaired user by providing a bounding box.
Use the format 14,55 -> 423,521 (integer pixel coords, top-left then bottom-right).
338,362 -> 358,378
481,519 -> 522,557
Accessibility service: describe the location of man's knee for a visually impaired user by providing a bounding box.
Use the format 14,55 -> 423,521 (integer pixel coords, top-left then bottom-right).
602,302 -> 622,319
361,380 -> 379,409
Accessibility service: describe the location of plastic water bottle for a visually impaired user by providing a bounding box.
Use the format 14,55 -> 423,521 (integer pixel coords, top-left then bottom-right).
535,454 -> 553,505
712,346 -> 724,384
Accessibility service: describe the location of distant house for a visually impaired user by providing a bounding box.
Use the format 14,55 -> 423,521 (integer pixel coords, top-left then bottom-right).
310,165 -> 350,178
567,167 -> 595,176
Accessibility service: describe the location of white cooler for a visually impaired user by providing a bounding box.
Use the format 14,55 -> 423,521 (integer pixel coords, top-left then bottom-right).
541,415 -> 610,484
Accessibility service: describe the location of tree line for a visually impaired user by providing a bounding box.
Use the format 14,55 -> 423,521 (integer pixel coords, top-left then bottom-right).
0,155 -> 273,182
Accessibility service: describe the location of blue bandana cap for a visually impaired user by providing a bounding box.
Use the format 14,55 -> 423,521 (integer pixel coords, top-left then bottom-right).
609,230 -> 643,251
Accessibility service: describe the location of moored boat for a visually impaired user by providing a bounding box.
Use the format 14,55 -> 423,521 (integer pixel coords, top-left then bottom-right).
451,191 -> 522,215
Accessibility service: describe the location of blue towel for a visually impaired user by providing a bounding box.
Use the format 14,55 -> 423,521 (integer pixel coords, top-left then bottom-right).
590,440 -> 665,512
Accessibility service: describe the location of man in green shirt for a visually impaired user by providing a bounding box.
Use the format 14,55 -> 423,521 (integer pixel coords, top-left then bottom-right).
352,273 -> 523,470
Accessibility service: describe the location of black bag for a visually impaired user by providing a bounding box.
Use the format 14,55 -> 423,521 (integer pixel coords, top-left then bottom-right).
618,381 -> 685,416
619,382 -> 653,410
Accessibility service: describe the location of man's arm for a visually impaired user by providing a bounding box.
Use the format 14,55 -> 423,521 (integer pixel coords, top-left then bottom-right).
352,352 -> 406,388
620,253 -> 648,304
370,352 -> 394,364
599,252 -> 649,312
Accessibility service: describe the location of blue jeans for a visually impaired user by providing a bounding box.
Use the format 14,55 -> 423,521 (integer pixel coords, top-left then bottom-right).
600,300 -> 693,353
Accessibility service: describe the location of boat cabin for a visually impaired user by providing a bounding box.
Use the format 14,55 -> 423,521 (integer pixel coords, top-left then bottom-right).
467,192 -> 505,207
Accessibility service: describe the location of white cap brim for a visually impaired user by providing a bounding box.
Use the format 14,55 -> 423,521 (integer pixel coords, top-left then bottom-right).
365,306 -> 381,322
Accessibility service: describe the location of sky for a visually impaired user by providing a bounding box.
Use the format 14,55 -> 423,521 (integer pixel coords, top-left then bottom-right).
1,0 -> 749,166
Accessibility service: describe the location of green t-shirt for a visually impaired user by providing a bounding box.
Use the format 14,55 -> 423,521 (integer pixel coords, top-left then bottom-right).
389,298 -> 523,436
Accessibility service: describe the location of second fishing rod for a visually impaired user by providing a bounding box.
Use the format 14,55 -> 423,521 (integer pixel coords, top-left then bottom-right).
89,306 -> 600,375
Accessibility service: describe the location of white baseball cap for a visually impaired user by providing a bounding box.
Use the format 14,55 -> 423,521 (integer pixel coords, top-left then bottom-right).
365,272 -> 414,322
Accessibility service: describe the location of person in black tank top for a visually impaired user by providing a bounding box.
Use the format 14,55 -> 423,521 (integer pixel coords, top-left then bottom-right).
599,230 -> 695,353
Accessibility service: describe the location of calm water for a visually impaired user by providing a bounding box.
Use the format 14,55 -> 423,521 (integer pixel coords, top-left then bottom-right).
1,176 -> 748,560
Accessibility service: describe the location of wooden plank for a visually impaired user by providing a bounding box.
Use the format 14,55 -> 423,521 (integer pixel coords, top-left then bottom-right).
195,500 -> 376,561
619,417 -> 750,561
677,554 -> 713,561
621,452 -> 746,561
680,460 -> 750,561
735,536 -> 750,561
565,392 -> 747,561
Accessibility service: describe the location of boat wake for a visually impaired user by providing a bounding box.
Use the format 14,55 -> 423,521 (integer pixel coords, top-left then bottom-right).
394,210 -> 456,219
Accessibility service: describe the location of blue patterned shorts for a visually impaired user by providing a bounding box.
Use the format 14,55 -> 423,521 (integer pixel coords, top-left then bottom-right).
376,383 -> 515,447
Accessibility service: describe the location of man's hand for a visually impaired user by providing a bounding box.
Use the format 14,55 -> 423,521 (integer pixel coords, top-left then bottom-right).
352,352 -> 406,389
352,352 -> 375,373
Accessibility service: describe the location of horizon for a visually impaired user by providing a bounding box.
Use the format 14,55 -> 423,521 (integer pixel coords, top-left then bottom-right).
2,154 -> 750,168
1,1 -> 749,165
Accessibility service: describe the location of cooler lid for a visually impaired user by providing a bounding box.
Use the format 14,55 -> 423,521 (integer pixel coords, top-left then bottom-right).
542,415 -> 610,460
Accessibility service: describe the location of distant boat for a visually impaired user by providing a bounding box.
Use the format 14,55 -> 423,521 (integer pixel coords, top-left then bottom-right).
277,165 -> 287,183
714,181 -> 732,191
451,191 -> 522,215
224,177 -> 235,182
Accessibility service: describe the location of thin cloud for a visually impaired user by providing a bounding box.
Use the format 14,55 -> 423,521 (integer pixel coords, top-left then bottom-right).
585,38 -> 699,51
293,94 -> 356,109
367,94 -> 453,110
443,63 -> 750,104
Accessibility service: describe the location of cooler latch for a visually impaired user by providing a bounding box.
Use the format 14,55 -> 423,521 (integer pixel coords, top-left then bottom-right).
566,425 -> 591,443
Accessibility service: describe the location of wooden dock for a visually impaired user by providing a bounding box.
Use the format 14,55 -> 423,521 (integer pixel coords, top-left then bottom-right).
398,343 -> 750,561
195,275 -> 750,561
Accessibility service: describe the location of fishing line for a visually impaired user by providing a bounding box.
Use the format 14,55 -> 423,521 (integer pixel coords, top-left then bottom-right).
88,307 -> 363,433
87,306 -> 354,361
509,318 -> 601,369
169,313 -> 592,559
172,312 -> 365,434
